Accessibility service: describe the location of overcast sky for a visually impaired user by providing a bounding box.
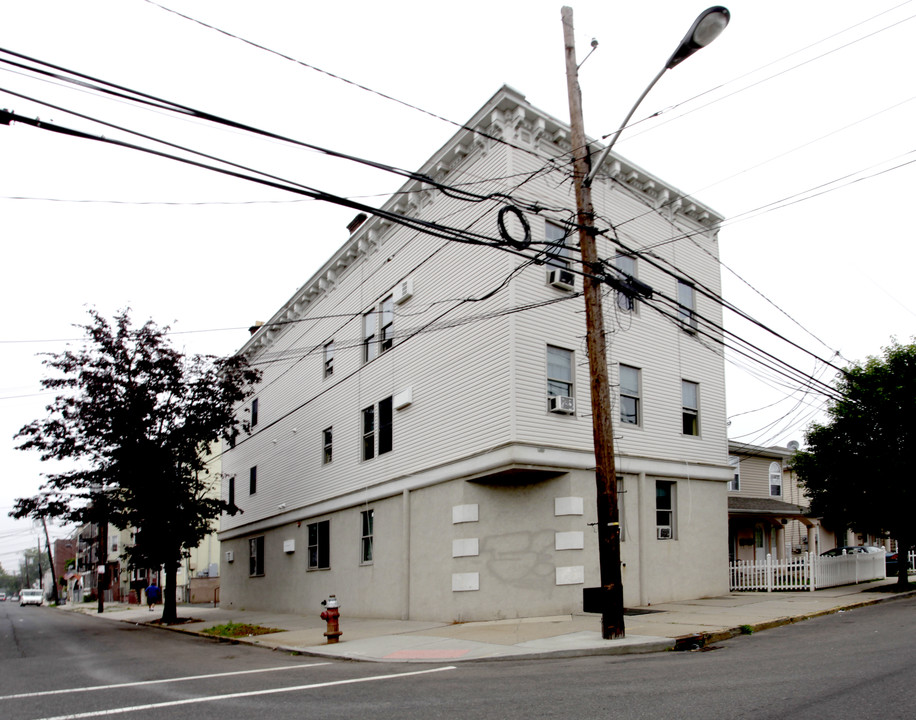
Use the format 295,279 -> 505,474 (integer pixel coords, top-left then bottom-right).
2,0 -> 914,569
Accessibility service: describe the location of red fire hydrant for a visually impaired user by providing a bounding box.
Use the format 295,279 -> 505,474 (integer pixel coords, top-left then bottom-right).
320,594 -> 342,644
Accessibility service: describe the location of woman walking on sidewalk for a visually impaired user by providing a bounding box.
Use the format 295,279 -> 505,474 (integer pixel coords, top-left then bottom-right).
146,581 -> 160,611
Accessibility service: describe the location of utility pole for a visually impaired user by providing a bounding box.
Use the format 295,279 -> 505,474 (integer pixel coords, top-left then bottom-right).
561,6 -> 625,639
40,515 -> 59,604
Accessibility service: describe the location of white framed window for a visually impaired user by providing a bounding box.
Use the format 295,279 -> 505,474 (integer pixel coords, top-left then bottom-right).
362,396 -> 393,461
324,341 -> 335,377
363,310 -> 377,362
228,476 -> 235,509
619,364 -> 640,425
363,297 -> 395,362
769,461 -> 783,497
682,380 -> 699,436
656,481 -> 676,540
545,221 -> 572,269
322,427 -> 333,464
615,253 -> 637,312
251,397 -> 259,427
677,280 -> 697,332
380,296 -> 394,352
308,520 -> 330,570
360,509 -> 374,564
249,536 -> 264,576
728,456 -> 740,491
547,345 -> 574,398
249,465 -> 257,495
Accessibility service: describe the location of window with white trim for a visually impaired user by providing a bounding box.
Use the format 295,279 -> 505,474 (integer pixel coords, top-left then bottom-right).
615,253 -> 637,312
677,280 -> 697,332
323,341 -> 335,377
656,481 -> 676,540
360,509 -> 374,564
769,461 -> 783,497
308,520 -> 330,570
251,397 -> 259,426
380,296 -> 394,352
619,364 -> 640,425
322,427 -> 333,464
249,536 -> 264,576
363,297 -> 395,362
545,221 -> 572,269
362,396 -> 393,461
363,311 -> 377,362
547,345 -> 574,398
249,465 -> 257,495
682,380 -> 699,436
728,456 -> 740,491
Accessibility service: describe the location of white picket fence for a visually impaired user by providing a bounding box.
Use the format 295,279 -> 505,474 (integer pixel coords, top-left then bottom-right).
729,552 -> 887,592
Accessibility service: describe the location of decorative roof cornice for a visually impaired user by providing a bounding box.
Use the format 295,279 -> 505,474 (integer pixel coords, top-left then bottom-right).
239,85 -> 723,359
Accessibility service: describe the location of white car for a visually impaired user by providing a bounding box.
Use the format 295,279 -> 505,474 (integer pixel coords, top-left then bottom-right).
19,589 -> 43,606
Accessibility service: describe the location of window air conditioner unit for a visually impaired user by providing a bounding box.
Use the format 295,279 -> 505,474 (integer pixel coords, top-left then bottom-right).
657,527 -> 672,540
548,395 -> 576,414
225,551 -> 234,563
393,278 -> 413,304
547,268 -> 575,291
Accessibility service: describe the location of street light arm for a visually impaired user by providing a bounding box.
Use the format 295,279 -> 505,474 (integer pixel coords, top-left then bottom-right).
584,64 -> 667,187
584,6 -> 729,187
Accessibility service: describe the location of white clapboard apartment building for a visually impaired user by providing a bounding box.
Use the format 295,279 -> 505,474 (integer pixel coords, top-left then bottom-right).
219,86 -> 732,622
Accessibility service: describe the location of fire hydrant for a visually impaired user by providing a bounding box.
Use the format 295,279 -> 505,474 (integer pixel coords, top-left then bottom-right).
320,594 -> 342,644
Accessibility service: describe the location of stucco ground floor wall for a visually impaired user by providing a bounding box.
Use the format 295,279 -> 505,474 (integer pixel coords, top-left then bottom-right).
219,447 -> 731,621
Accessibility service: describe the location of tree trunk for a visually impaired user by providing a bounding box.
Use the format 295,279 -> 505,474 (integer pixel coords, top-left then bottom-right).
161,561 -> 179,624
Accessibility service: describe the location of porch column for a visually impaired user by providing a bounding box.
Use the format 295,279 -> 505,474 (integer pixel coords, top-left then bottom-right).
807,522 -> 819,555
775,524 -> 787,561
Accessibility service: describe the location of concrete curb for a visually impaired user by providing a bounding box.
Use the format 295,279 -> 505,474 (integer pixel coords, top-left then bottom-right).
56,584 -> 916,663
691,587 -> 916,648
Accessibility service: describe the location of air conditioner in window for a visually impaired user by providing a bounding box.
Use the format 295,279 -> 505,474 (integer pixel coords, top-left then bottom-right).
225,551 -> 234,563
548,395 -> 576,414
547,268 -> 575,291
657,527 -> 672,540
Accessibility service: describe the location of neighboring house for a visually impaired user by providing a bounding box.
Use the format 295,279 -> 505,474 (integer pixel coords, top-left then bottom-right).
727,441 -> 892,564
69,522 -> 122,602
219,86 -> 732,622
727,441 -> 817,563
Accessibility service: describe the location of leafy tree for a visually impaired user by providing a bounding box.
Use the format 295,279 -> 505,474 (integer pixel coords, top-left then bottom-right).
12,309 -> 260,621
794,340 -> 915,586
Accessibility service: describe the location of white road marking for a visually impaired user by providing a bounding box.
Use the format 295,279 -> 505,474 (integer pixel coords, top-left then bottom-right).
30,666 -> 457,720
0,663 -> 330,700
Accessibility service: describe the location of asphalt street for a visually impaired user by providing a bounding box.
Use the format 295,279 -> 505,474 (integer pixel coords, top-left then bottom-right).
2,596 -> 913,720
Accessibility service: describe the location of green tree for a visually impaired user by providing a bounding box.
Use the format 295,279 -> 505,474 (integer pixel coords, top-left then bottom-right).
12,309 -> 260,621
794,339 -> 915,587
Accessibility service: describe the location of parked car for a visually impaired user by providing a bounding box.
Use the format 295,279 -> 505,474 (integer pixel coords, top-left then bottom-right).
9,595 -> 19,603
19,589 -> 43,606
0,592 -> 6,601
885,551 -> 912,575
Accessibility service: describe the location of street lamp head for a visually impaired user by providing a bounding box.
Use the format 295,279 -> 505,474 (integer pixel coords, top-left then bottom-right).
665,6 -> 730,70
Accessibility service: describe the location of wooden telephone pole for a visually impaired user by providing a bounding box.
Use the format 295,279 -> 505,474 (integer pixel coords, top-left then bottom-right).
561,6 -> 625,639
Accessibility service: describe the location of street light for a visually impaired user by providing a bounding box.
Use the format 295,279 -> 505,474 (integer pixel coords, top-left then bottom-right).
562,5 -> 729,639
585,6 -> 730,186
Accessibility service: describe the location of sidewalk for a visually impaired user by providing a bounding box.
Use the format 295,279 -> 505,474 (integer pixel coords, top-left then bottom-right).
61,579 -> 916,663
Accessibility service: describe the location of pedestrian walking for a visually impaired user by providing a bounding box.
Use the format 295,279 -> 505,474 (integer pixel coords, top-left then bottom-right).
146,581 -> 160,611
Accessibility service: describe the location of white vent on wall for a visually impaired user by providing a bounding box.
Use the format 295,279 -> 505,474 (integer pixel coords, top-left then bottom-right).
547,268 -> 575,291
393,278 -> 413,304
548,395 -> 576,414
225,551 -> 234,563
657,527 -> 672,540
